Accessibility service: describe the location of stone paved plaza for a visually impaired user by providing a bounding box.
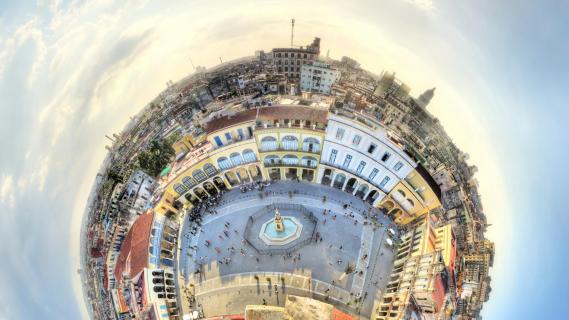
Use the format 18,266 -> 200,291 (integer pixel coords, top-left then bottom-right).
178,181 -> 399,319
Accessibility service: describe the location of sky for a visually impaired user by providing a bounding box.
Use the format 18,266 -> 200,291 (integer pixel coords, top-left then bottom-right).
0,0 -> 568,319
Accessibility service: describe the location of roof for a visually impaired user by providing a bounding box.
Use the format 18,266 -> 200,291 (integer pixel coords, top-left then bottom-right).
258,106 -> 329,124
204,109 -> 257,134
114,212 -> 154,284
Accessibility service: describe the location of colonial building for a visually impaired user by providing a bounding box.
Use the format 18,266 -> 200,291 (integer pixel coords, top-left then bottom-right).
273,37 -> 321,79
300,61 -> 341,94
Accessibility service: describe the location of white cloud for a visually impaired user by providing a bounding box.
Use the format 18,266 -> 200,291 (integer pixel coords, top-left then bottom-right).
406,0 -> 434,10
0,175 -> 15,208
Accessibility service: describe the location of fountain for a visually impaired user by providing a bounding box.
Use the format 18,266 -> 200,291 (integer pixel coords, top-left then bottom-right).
259,206 -> 303,246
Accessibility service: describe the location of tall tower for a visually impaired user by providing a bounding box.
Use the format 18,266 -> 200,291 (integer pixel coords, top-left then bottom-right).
417,87 -> 436,108
291,18 -> 295,47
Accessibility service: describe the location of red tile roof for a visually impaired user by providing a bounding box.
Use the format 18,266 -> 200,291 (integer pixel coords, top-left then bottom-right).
204,109 -> 257,133
114,212 -> 154,284
331,308 -> 355,320
258,105 -> 329,124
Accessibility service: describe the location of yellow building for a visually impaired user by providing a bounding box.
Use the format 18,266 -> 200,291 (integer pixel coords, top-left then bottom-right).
375,217 -> 455,319
154,109 -> 263,216
379,165 -> 442,225
255,106 -> 328,182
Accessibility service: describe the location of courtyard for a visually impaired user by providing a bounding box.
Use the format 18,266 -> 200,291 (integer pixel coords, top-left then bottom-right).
178,181 -> 398,319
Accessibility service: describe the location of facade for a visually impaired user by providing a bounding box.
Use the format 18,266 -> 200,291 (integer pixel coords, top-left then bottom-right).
272,37 -> 321,79
300,61 -> 341,94
375,215 -> 456,320
154,105 -> 442,226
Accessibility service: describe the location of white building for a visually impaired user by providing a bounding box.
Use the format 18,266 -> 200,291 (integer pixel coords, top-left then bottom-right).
317,111 -> 416,206
300,61 -> 341,94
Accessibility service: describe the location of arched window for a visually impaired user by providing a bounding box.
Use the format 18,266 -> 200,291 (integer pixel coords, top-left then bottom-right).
302,137 -> 320,153
242,149 -> 257,162
230,152 -> 243,166
282,154 -> 299,166
397,189 -> 406,198
182,176 -> 196,188
301,156 -> 318,168
203,163 -> 217,177
217,157 -> 231,170
173,183 -> 188,195
407,199 -> 415,208
192,169 -> 207,182
260,136 -> 277,151
264,155 -> 280,166
281,135 -> 299,151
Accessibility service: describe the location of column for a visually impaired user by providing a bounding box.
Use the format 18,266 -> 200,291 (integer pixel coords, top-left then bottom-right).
362,189 -> 373,201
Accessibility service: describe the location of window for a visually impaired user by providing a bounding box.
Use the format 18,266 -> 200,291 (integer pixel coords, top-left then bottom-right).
352,135 -> 361,146
173,184 -> 187,195
203,164 -> 217,176
356,161 -> 366,174
343,154 -> 353,168
247,126 -> 253,136
237,128 -> 244,140
329,149 -> 338,163
381,152 -> 391,162
224,132 -> 232,141
369,168 -> 379,181
380,176 -> 391,188
192,170 -> 207,182
335,128 -> 345,140
214,136 -> 223,147
368,143 -> 377,154
394,161 -> 403,171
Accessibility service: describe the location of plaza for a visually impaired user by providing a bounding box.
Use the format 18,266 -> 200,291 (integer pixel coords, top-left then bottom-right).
179,181 -> 398,319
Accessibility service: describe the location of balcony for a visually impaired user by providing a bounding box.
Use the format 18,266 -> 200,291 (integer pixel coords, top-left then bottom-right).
255,122 -> 325,132
263,160 -> 318,169
259,144 -> 321,154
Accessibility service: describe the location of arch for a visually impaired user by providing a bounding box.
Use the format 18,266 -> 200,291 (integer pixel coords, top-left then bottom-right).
282,154 -> 299,166
397,189 -> 406,198
230,152 -> 244,166
260,136 -> 278,151
248,165 -> 262,181
184,192 -> 200,205
192,169 -> 207,182
381,200 -> 396,212
182,176 -> 196,189
281,135 -> 299,150
242,149 -> 257,162
217,157 -> 231,170
173,183 -> 188,195
366,190 -> 379,204
302,169 -> 314,182
388,208 -> 402,220
301,156 -> 318,168
345,177 -> 358,193
321,168 -> 333,185
193,187 -> 208,199
264,155 -> 280,166
407,199 -> 415,208
302,137 -> 321,153
333,173 -> 346,189
236,167 -> 251,183
213,176 -> 227,190
224,171 -> 240,187
203,163 -> 217,177
355,184 -> 369,199
203,181 -> 218,195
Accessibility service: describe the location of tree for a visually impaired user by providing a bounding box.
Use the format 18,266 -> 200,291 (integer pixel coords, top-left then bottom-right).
137,139 -> 175,177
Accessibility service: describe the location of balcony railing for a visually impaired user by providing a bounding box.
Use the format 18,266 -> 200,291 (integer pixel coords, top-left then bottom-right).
218,158 -> 258,171
259,145 -> 321,154
263,161 -> 318,169
255,122 -> 326,132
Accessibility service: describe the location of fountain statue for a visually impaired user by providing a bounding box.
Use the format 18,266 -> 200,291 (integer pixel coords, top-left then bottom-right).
274,207 -> 285,232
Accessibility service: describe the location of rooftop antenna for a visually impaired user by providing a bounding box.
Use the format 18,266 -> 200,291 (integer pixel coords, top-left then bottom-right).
219,57 -> 223,64
291,18 -> 295,47
189,56 -> 195,70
